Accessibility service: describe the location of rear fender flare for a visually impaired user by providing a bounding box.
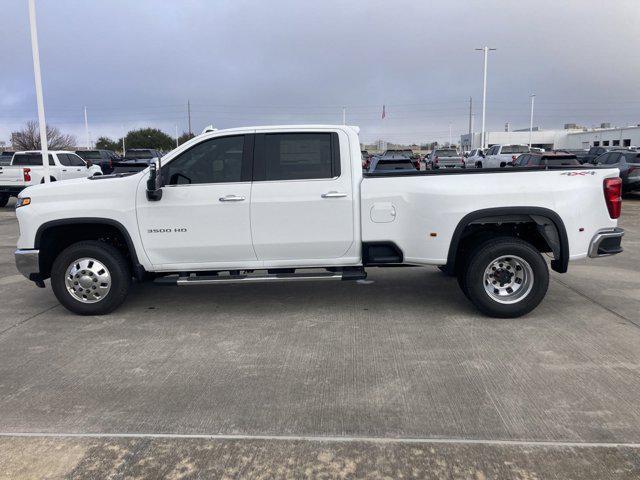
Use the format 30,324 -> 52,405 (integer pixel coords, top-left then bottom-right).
446,207 -> 569,273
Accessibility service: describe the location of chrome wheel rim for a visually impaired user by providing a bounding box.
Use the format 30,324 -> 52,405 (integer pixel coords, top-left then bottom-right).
483,255 -> 534,304
64,257 -> 111,303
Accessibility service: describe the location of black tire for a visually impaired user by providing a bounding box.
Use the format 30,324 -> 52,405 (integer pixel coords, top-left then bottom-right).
476,161 -> 483,169
463,236 -> 549,318
50,240 -> 131,315
0,194 -> 9,208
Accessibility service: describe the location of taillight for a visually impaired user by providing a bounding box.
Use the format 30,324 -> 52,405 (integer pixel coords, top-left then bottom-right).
23,168 -> 31,182
603,177 -> 622,219
434,157 -> 439,164
512,155 -> 517,161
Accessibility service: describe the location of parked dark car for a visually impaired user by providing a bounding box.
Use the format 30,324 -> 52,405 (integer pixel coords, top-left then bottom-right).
0,151 -> 15,166
368,156 -> 418,173
111,149 -> 162,174
76,149 -> 120,174
123,149 -> 162,161
558,149 -> 589,163
594,150 -> 640,194
581,146 -> 618,165
513,152 -> 582,168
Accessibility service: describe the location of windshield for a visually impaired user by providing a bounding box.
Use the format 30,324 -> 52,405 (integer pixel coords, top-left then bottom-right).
502,145 -> 529,154
545,156 -> 580,166
77,151 -> 102,159
125,150 -> 154,160
374,160 -> 415,171
434,149 -> 458,157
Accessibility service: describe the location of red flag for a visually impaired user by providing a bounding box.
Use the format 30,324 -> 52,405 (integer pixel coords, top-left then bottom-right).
381,105 -> 386,119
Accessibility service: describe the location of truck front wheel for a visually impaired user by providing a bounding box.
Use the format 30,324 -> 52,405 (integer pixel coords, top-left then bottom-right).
463,237 -> 549,318
50,241 -> 131,315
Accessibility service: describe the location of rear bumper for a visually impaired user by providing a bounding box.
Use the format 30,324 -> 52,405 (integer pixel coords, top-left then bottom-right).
15,249 -> 41,281
588,228 -> 624,258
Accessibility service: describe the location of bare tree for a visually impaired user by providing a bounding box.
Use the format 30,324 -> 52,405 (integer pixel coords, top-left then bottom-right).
11,121 -> 77,150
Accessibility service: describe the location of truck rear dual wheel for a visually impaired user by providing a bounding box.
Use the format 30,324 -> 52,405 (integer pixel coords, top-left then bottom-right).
460,237 -> 549,318
50,241 -> 131,315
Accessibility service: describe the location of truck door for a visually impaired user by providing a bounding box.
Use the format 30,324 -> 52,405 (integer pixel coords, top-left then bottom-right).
136,134 -> 257,267
250,130 -> 355,264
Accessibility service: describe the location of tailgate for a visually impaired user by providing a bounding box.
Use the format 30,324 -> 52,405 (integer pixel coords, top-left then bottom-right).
0,166 -> 28,186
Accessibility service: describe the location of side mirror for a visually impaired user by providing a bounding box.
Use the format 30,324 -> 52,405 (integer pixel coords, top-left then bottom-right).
146,162 -> 163,201
85,159 -> 93,167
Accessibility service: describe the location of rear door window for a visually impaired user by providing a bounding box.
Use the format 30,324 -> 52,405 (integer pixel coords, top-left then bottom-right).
254,132 -> 340,181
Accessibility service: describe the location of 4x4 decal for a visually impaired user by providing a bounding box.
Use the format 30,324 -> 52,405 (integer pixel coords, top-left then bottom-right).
561,171 -> 596,176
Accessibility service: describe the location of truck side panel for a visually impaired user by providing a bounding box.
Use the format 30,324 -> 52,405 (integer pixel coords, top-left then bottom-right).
361,169 -> 619,265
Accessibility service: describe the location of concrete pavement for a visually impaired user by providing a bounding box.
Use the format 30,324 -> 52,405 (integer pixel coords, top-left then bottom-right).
0,196 -> 639,478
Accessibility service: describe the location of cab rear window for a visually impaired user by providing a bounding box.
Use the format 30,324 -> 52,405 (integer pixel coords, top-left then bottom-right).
12,153 -> 55,166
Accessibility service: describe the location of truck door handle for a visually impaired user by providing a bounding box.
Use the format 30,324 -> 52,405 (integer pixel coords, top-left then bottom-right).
219,195 -> 245,202
62,169 -> 67,172
321,191 -> 347,198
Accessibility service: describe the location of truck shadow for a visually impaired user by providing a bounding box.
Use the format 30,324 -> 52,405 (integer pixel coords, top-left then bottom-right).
121,267 -> 478,321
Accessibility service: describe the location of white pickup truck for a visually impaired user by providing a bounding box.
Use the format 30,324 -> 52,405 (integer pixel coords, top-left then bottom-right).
14,125 -> 624,318
482,144 -> 531,168
0,150 -> 102,207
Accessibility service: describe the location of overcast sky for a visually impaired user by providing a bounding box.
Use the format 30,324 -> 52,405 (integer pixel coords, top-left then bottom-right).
1,0 -> 639,146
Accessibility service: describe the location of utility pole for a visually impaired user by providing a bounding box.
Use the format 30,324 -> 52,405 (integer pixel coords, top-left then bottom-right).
187,100 -> 192,136
175,124 -> 179,148
475,46 -> 496,149
470,113 -> 475,148
84,106 -> 90,149
449,123 -> 452,146
529,93 -> 536,149
121,125 -> 126,156
27,0 -> 50,183
342,106 -> 346,125
468,97 -> 473,149
468,97 -> 473,136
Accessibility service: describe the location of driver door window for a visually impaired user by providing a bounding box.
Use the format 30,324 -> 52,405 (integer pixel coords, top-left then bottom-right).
163,136 -> 247,185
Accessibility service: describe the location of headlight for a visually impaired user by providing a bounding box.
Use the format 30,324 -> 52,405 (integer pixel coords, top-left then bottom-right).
15,197 -> 31,208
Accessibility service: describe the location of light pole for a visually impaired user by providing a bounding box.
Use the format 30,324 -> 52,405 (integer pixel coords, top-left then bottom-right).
528,94 -> 536,149
475,46 -> 496,149
84,106 -> 90,149
342,106 -> 346,125
27,0 -> 50,183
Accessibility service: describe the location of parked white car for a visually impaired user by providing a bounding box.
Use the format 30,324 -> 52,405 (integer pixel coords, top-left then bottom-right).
482,144 -> 530,168
14,125 -> 623,318
0,151 -> 102,207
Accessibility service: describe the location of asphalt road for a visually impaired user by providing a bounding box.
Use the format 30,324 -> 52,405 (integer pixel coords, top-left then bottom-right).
0,196 -> 639,479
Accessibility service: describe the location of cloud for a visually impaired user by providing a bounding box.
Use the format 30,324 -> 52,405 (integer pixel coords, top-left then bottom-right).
1,0 -> 639,145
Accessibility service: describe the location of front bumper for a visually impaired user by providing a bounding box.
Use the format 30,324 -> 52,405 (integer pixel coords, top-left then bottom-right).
15,249 -> 41,281
588,228 -> 624,258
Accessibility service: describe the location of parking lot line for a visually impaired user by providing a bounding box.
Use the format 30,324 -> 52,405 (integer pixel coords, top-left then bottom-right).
2,431 -> 639,449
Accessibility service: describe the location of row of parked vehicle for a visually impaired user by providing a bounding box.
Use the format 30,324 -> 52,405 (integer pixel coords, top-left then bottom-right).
361,144 -> 639,194
0,148 -> 163,207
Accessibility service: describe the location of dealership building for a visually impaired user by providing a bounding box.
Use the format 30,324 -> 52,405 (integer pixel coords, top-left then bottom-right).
460,124 -> 640,151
